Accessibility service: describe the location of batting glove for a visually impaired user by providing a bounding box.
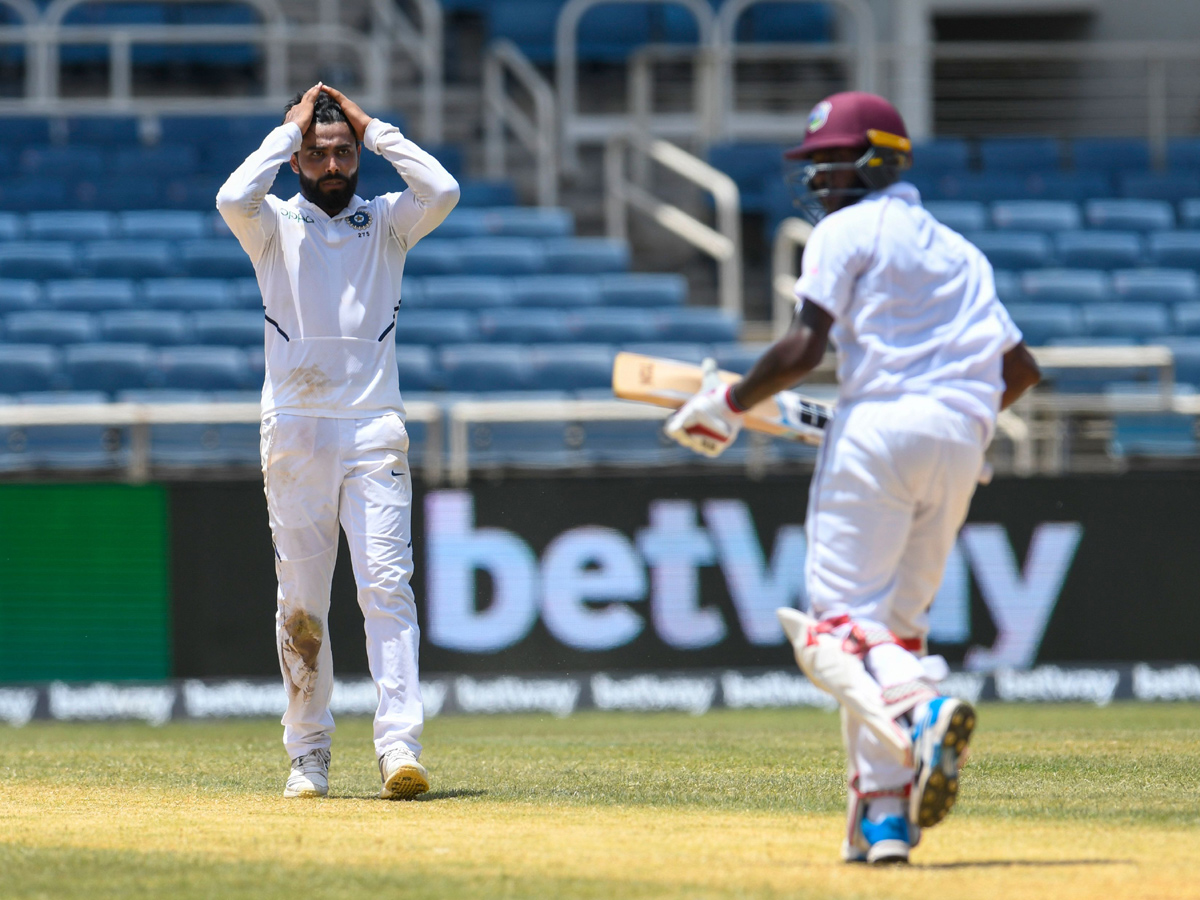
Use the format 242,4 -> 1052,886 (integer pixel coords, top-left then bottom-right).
665,383 -> 745,458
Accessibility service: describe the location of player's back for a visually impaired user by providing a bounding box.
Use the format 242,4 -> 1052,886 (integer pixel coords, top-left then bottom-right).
797,182 -> 1020,436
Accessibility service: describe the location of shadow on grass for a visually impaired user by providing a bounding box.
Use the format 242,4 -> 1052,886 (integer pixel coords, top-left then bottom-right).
917,859 -> 1136,870
419,788 -> 488,801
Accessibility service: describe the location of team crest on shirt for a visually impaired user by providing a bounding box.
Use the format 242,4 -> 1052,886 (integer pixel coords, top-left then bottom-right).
347,209 -> 372,230
807,100 -> 832,133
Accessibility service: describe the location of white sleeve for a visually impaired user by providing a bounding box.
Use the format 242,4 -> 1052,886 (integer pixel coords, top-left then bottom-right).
792,213 -> 871,322
363,118 -> 460,249
215,122 -> 299,263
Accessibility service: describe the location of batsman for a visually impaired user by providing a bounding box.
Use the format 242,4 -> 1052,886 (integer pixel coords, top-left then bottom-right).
665,92 -> 1041,863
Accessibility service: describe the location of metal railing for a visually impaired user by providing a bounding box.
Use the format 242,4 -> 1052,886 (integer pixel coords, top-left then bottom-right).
0,0 -> 444,141
605,134 -> 743,319
770,215 -> 812,339
484,38 -> 558,208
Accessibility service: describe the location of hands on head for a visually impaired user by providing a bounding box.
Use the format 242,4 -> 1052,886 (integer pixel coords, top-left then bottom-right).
283,83 -> 373,142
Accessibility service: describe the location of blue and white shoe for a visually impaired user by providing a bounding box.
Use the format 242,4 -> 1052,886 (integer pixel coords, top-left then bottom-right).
909,697 -> 976,828
861,816 -> 913,865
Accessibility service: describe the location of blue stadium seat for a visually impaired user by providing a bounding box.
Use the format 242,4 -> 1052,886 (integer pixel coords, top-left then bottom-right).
65,343 -> 156,394
176,1 -> 261,65
25,211 -> 116,241
909,139 -> 971,176
209,390 -> 264,465
439,344 -> 531,391
509,274 -> 601,307
163,175 -> 227,210
933,173 -> 1028,203
479,207 -> 575,237
157,346 -> 252,390
421,276 -> 514,310
924,201 -> 987,233
1109,409 -> 1197,458
1161,337 -> 1200,386
0,344 -> 61,393
1023,171 -> 1114,201
1119,172 -> 1200,200
46,279 -> 136,311
655,308 -> 740,343
0,279 -> 40,312
1021,269 -> 1111,304
231,278 -> 262,309
707,143 -> 785,211
597,273 -> 687,307
1071,137 -> 1151,174
1167,138 -> 1200,172
478,308 -> 571,343
622,342 -> 712,364
14,391 -> 124,470
1148,232 -> 1200,270
115,389 -> 227,467
572,411 -> 692,467
459,390 -> 583,470
1181,200 -> 1200,230
66,116 -> 139,144
192,310 -> 265,346
0,212 -> 21,241
113,145 -> 201,178
0,242 -> 78,279
966,232 -> 1052,270
143,278 -> 235,310
1174,302 -> 1200,335
1055,231 -> 1142,269
20,145 -> 105,178
992,269 -> 1023,304
487,0 -> 563,63
713,342 -> 770,374
544,238 -> 630,274
1003,303 -> 1083,346
0,117 -> 52,145
179,239 -> 253,278
456,238 -> 545,276
1084,199 -> 1174,232
979,137 -> 1062,172
84,240 -> 175,278
1082,302 -> 1170,339
396,346 -> 441,391
1111,269 -> 1200,304
77,176 -> 166,212
456,179 -> 519,207
4,311 -> 96,345
568,308 -> 658,343
1043,336 -> 1144,392
434,208 -> 490,238
399,278 -> 424,308
403,240 -> 465,276
991,200 -> 1080,232
0,178 -> 71,212
98,310 -> 188,345
528,344 -> 616,391
393,310 -> 478,345
117,210 -> 208,240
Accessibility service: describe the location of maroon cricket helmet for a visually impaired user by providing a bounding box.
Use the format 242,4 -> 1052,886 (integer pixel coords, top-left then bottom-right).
784,91 -> 910,160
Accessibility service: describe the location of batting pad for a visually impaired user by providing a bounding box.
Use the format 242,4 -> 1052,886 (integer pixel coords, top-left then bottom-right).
776,608 -> 914,767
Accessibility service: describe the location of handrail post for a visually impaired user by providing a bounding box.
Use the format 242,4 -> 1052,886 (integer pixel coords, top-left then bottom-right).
771,216 -> 812,338
483,38 -> 559,206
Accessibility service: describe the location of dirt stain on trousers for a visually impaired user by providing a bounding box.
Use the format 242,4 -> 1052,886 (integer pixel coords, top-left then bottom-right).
281,611 -> 323,699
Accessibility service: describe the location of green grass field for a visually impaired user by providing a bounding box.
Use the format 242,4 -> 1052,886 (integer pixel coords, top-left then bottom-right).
2,704 -> 1199,900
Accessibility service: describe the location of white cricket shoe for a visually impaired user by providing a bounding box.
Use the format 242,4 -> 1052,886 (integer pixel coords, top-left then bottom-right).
909,697 -> 976,828
378,746 -> 429,800
284,747 -> 330,799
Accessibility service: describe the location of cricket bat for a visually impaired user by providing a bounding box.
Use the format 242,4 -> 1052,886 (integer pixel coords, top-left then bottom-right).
611,351 -> 833,445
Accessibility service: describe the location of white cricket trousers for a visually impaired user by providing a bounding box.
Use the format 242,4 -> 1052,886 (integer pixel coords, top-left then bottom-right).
805,394 -> 986,792
260,412 -> 423,762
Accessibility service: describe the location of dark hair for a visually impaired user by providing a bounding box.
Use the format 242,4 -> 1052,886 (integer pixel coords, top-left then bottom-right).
282,90 -> 350,127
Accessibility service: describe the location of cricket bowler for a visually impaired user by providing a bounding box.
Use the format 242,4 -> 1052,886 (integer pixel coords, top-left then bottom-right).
217,83 -> 459,800
665,91 -> 1041,863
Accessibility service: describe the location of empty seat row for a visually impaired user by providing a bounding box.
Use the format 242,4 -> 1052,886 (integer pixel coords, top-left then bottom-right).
0,207 -> 572,242
994,268 -> 1200,305
0,272 -> 685,313
0,344 -> 261,394
0,305 -> 735,347
911,170 -> 1200,203
926,199 -> 1200,233
0,236 -> 630,280
969,231 -> 1200,270
1005,302 -> 1200,343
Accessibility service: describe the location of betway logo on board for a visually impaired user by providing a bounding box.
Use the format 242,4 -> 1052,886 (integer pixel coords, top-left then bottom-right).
424,491 -> 1083,670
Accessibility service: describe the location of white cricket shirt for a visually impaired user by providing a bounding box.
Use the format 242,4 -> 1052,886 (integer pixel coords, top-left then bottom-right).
216,118 -> 459,419
794,182 -> 1022,441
